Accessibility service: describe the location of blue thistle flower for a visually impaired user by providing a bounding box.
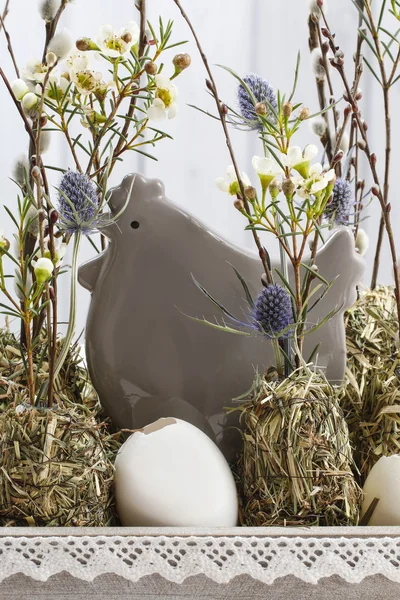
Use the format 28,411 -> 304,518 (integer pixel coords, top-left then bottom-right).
324,178 -> 354,225
251,284 -> 293,339
237,73 -> 278,131
57,171 -> 100,235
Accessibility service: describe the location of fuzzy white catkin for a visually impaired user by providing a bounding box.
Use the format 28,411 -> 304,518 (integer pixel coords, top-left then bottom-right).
356,228 -> 369,256
311,48 -> 326,81
308,0 -> 328,17
25,206 -> 40,235
310,115 -> 327,137
38,0 -> 60,21
40,130 -> 51,154
12,154 -> 30,186
339,131 -> 350,155
48,29 -> 73,59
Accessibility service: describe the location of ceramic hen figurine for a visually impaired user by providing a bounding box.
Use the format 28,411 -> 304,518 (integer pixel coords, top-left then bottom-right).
78,174 -> 365,459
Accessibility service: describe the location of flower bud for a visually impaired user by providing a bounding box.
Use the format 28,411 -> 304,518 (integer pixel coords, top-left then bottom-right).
49,208 -> 58,224
221,103 -> 228,115
234,198 -> 244,211
0,234 -> 10,255
34,257 -> 54,285
121,32 -> 133,44
282,178 -> 295,198
255,102 -> 267,116
144,61 -> 158,75
173,53 -> 191,71
22,92 -> 39,114
355,88 -> 363,101
299,107 -> 310,120
371,185 -> 380,197
11,78 -> 30,101
46,51 -> 57,66
205,79 -> 214,92
40,114 -> 48,128
282,102 -> 293,117
269,178 -> 282,199
371,153 -> 377,166
32,165 -> 41,180
245,186 -> 256,200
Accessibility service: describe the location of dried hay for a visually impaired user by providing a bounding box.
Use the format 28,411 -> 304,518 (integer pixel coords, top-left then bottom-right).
0,329 -> 121,527
234,368 -> 362,527
344,285 -> 400,483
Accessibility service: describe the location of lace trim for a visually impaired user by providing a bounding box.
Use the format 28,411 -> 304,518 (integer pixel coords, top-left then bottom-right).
1,534 -> 400,584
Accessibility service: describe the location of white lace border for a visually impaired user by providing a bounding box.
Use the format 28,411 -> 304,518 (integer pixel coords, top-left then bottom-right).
1,529 -> 400,585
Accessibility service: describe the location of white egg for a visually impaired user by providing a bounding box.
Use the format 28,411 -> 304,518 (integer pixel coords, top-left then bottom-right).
114,417 -> 239,526
361,455 -> 400,525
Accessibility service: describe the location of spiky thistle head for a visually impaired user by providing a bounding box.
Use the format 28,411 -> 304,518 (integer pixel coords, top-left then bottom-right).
323,177 -> 354,225
237,73 -> 278,131
58,171 -> 101,235
251,284 -> 293,339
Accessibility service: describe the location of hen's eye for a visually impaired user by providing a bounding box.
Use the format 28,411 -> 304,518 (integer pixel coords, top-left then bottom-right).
130,221 -> 140,229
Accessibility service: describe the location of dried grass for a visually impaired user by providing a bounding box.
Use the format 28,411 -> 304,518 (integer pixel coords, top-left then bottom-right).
0,329 -> 121,527
234,368 -> 362,527
344,285 -> 400,483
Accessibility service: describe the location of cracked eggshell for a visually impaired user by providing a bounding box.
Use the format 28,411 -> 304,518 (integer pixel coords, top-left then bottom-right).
114,417 -> 239,526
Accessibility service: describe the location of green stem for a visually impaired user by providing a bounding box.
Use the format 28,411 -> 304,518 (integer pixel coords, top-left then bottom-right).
42,232 -> 81,398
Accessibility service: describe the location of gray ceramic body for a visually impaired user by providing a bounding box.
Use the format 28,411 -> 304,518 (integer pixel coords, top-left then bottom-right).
78,174 -> 365,459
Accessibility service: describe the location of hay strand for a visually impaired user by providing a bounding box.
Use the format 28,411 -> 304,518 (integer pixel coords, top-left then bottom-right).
345,285 -> 400,482
234,368 -> 361,527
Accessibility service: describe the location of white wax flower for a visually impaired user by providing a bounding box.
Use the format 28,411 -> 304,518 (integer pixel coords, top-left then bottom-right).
293,163 -> 335,198
96,21 -> 139,58
34,257 -> 54,285
147,74 -> 178,120
252,156 -> 283,189
22,59 -> 52,85
48,29 -> 73,59
11,78 -> 30,101
281,145 -> 318,171
38,0 -> 60,21
67,53 -> 103,95
216,166 -> 251,195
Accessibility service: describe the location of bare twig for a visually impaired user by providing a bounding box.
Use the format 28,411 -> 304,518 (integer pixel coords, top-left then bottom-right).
321,15 -> 400,329
171,0 -> 273,284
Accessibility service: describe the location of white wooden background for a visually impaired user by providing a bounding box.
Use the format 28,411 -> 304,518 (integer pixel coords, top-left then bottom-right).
0,0 -> 398,334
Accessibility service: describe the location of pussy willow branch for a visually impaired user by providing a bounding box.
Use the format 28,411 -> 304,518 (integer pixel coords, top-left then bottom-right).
363,0 -> 392,289
42,0 -> 69,63
171,0 -> 273,284
0,11 -> 19,77
321,15 -> 400,329
308,15 -> 334,164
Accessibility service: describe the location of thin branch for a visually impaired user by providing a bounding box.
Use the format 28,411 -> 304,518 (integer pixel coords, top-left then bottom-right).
0,9 -> 19,77
171,0 -> 273,284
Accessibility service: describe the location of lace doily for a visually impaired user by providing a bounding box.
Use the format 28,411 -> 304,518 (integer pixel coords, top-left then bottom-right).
1,533 -> 400,584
